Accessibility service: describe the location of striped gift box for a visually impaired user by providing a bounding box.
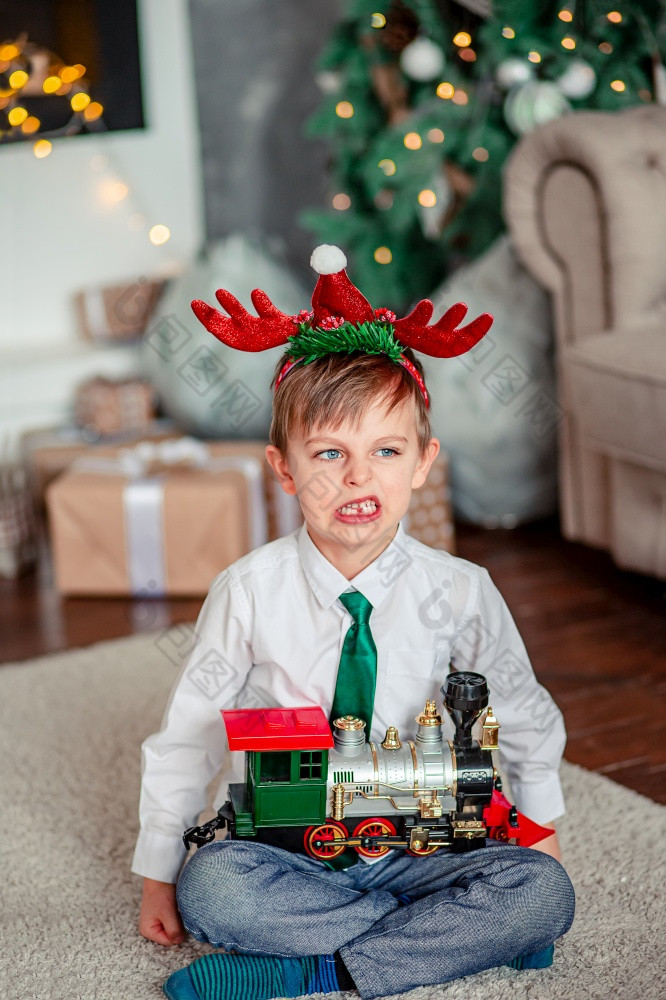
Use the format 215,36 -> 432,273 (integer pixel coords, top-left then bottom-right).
0,465 -> 37,578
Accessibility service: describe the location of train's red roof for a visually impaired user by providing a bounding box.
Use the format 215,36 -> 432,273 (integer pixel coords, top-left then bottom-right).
222,706 -> 334,751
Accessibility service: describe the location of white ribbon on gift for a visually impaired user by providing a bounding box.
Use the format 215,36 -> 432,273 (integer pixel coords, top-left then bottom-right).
72,437 -> 268,595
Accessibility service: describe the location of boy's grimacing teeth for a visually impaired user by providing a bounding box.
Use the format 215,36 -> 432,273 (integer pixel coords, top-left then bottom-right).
336,496 -> 380,516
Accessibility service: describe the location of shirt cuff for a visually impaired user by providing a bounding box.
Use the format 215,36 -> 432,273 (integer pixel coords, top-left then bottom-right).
131,829 -> 189,884
508,770 -> 566,825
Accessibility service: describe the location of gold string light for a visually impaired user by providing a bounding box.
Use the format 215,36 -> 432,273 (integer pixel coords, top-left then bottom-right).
374,246 -> 392,264
610,79 -> 626,91
561,36 -> 576,49
427,127 -> 444,143
436,81 -> 455,99
453,31 -> 472,47
558,9 -> 573,21
404,131 -> 422,149
502,26 -> 516,38
418,189 -> 437,207
335,101 -> 354,118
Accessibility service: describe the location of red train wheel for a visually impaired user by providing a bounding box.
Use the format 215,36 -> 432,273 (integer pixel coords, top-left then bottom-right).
406,841 -> 440,857
353,818 -> 396,858
304,821 -> 347,860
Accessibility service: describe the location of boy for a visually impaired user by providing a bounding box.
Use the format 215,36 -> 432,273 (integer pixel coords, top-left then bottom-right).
132,247 -> 575,1000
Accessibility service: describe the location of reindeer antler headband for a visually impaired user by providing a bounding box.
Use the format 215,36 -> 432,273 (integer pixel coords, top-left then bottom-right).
191,245 -> 494,410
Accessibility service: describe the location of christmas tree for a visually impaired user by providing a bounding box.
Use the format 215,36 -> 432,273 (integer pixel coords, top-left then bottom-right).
302,0 -> 666,310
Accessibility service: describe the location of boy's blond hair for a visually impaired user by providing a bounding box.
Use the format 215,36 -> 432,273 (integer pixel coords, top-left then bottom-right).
269,348 -> 432,456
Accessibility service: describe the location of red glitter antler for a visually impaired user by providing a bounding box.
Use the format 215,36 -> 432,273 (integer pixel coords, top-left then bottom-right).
191,288 -> 295,352
394,300 -> 493,358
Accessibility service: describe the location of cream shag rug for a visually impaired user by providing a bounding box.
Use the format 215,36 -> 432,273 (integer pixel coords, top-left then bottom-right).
1,630 -> 664,1000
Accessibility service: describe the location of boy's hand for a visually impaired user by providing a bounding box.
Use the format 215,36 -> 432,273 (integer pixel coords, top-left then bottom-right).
139,877 -> 186,946
529,822 -> 563,864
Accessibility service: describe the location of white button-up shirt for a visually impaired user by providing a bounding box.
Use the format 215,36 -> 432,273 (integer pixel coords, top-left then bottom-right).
131,521 -> 566,883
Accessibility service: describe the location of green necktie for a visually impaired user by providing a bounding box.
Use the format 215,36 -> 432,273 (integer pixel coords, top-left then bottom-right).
329,591 -> 377,735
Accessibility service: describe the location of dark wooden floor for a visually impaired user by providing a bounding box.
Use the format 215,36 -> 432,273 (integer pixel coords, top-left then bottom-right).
2,514 -> 665,805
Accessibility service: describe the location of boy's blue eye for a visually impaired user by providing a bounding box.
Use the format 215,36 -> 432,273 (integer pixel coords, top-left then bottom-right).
316,447 -> 398,460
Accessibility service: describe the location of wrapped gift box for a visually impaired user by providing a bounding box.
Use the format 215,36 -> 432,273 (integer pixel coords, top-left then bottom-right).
21,422 -> 179,507
73,376 -> 157,437
405,452 -> 455,554
73,279 -> 165,343
0,465 -> 37,579
45,437 -> 303,597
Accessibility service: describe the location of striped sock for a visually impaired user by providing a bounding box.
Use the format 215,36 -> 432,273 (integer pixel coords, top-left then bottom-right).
163,952 -> 351,1000
505,944 -> 555,970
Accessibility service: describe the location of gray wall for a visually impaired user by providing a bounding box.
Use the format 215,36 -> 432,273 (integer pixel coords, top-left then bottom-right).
188,0 -> 342,282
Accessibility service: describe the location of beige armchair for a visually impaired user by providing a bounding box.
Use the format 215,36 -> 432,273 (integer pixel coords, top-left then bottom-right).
503,105 -> 666,579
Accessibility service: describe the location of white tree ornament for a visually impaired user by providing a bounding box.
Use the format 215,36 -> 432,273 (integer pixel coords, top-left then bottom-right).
557,59 -> 597,99
495,58 -> 534,90
400,37 -> 446,82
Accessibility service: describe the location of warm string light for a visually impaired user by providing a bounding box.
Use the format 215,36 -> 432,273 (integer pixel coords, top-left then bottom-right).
87,155 -> 171,245
436,81 -> 455,99
378,158 -> 396,176
561,36 -> 576,50
427,127 -> 444,143
599,41 -> 613,54
335,101 -> 354,118
472,147 -> 489,162
610,79 -> 626,91
374,246 -> 392,264
607,11 -> 622,23
1,37 -> 104,145
371,13 -> 386,29
528,51 -> 542,63
558,9 -> 573,21
502,26 -> 516,39
453,32 -> 472,47
149,225 -> 171,246
332,193 -> 351,210
418,189 -> 437,207
404,131 -> 422,150
33,138 -> 52,158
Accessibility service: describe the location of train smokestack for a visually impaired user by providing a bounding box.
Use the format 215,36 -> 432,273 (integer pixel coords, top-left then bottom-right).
442,672 -> 488,749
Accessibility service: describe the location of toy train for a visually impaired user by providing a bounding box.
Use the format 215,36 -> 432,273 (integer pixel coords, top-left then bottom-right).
183,671 -> 553,861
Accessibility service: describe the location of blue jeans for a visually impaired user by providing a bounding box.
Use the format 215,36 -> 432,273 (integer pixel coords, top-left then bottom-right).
176,840 -> 575,1000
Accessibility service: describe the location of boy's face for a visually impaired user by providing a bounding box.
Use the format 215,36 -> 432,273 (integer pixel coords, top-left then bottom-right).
265,395 -> 439,578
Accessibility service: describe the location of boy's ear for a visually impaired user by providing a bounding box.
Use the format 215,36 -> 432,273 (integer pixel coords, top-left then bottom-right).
265,445 -> 298,496
411,437 -> 440,490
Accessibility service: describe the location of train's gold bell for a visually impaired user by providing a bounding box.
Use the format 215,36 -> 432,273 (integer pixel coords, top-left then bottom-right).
381,726 -> 402,749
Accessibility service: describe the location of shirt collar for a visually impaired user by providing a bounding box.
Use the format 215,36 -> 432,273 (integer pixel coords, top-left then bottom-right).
297,520 -> 408,611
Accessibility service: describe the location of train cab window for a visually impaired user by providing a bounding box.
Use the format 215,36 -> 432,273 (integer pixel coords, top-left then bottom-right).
259,751 -> 291,783
299,751 -> 323,779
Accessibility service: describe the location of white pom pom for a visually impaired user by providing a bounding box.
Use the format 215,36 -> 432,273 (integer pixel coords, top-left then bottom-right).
310,245 -> 347,275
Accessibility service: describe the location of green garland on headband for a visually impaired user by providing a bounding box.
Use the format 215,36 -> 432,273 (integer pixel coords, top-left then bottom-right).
285,321 -> 403,365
